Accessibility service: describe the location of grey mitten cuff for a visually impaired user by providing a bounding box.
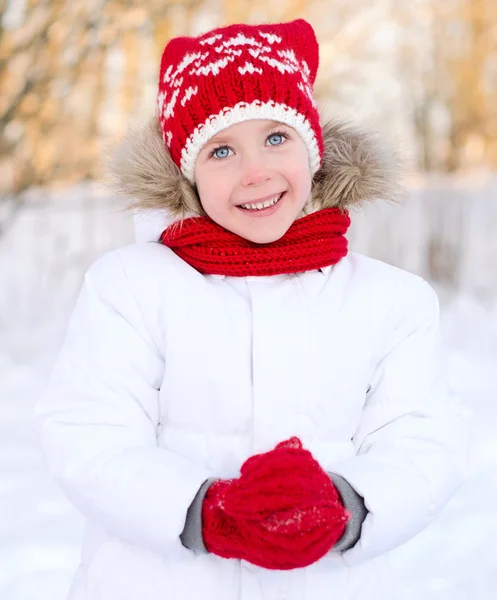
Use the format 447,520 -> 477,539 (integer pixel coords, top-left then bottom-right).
329,472 -> 368,552
180,478 -> 218,553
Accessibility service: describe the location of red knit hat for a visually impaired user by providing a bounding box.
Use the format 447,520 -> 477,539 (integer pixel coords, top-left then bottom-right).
157,19 -> 324,184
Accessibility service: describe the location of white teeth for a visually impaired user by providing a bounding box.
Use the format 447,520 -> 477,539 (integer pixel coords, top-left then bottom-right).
240,193 -> 282,210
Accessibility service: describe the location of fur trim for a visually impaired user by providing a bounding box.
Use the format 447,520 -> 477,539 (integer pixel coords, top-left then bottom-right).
310,120 -> 401,211
107,118 -> 205,221
107,116 -> 401,218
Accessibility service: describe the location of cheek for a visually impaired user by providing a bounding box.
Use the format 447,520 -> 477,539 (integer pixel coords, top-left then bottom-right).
282,144 -> 312,191
288,162 -> 312,199
196,173 -> 233,217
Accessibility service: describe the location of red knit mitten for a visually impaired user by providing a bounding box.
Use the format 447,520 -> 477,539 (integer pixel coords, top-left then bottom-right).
202,437 -> 349,570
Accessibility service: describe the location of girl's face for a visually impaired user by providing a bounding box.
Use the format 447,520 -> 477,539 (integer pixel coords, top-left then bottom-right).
194,120 -> 312,244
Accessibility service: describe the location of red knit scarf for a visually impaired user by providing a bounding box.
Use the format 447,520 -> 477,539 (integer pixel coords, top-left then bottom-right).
160,207 -> 350,277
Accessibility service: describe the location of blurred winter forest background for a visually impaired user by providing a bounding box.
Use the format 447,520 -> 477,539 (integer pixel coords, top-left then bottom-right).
0,1 -> 496,599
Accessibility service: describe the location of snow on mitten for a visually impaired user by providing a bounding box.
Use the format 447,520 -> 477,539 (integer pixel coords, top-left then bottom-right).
202,437 -> 349,570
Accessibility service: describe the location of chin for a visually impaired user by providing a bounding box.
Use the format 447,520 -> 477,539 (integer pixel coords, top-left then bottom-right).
247,234 -> 284,244
241,224 -> 292,244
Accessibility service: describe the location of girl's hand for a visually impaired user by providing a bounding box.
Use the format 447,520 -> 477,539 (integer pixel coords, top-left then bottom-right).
202,438 -> 349,570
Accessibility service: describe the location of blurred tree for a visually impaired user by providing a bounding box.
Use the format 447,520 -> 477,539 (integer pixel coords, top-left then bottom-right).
0,0 -> 112,193
394,0 -> 497,172
444,0 -> 497,171
0,0 -> 210,203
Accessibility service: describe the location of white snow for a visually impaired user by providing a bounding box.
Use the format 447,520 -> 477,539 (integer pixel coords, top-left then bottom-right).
0,184 -> 495,599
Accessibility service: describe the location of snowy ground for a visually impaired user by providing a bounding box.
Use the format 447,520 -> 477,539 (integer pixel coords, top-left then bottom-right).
1,187 -> 496,599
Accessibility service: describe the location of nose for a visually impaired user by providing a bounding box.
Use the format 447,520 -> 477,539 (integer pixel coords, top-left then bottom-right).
240,156 -> 273,187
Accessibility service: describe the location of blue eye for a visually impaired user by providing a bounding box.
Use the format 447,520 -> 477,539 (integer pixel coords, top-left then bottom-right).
212,146 -> 233,159
267,132 -> 286,146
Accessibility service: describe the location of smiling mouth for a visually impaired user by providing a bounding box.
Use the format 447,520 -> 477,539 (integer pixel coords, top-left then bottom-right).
238,192 -> 285,211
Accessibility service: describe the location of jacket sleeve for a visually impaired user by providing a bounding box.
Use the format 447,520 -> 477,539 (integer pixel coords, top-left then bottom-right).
33,249 -> 214,555
330,278 -> 471,565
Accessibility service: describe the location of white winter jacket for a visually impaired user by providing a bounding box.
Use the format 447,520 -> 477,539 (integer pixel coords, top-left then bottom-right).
34,119 -> 470,600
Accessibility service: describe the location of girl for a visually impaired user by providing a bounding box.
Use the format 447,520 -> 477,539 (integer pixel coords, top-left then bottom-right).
35,19 -> 470,600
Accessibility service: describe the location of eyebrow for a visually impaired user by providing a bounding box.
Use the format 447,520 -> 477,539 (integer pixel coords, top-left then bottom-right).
205,120 -> 286,147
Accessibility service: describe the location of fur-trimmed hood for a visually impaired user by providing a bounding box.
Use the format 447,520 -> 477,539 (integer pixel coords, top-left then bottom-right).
108,117 -> 401,242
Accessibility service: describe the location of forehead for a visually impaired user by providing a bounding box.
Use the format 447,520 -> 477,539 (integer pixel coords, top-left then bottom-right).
206,120 -> 288,144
